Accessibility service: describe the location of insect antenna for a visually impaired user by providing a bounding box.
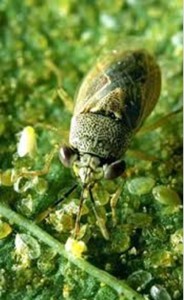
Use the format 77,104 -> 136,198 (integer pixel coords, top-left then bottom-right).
36,183 -> 78,222
89,188 -> 109,240
54,183 -> 78,207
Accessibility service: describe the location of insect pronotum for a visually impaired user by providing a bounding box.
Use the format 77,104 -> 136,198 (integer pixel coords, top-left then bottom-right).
59,48 -> 161,239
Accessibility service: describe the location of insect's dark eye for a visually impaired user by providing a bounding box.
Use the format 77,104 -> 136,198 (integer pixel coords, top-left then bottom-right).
104,160 -> 126,180
59,146 -> 77,167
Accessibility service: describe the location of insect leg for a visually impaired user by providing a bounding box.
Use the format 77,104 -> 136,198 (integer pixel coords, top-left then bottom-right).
45,60 -> 62,86
35,122 -> 60,135
89,189 -> 109,240
57,87 -> 74,113
45,60 -> 73,111
128,108 -> 182,162
73,189 -> 86,239
18,145 -> 59,178
127,149 -> 159,162
137,107 -> 182,135
110,185 -> 123,226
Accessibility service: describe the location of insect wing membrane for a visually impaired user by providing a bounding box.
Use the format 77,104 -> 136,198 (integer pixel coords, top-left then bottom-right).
73,49 -> 161,132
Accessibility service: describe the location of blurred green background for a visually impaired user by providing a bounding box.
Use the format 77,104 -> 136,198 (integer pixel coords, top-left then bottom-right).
0,1 -> 182,299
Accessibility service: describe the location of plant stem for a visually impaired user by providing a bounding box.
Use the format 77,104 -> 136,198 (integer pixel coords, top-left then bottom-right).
0,203 -> 144,300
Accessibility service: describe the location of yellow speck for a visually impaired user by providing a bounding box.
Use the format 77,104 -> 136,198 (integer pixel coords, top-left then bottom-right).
65,237 -> 87,257
0,221 -> 12,239
0,169 -> 13,186
63,284 -> 71,298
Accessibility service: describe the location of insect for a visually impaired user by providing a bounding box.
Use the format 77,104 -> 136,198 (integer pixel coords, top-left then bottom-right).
59,48 -> 161,239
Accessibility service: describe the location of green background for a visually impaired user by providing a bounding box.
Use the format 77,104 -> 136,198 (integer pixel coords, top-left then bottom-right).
0,0 -> 182,299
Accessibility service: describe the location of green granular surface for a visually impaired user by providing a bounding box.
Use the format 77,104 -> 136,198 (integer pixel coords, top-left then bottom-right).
0,1 -> 182,299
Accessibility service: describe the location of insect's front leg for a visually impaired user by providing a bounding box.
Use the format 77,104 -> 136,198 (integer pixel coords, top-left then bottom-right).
89,189 -> 109,240
102,159 -> 126,226
109,165 -> 137,226
73,189 -> 87,239
110,186 -> 122,227
18,145 -> 58,179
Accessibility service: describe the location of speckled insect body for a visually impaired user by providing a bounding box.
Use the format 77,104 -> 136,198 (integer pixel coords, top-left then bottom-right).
59,49 -> 161,238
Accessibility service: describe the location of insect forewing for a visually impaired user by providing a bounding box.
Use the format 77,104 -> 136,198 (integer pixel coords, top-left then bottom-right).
73,49 -> 161,132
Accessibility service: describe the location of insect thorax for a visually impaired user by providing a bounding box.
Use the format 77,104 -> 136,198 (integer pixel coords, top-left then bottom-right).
69,113 -> 132,160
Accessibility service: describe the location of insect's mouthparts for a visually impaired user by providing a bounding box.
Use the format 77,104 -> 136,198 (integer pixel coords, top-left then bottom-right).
78,166 -> 91,185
